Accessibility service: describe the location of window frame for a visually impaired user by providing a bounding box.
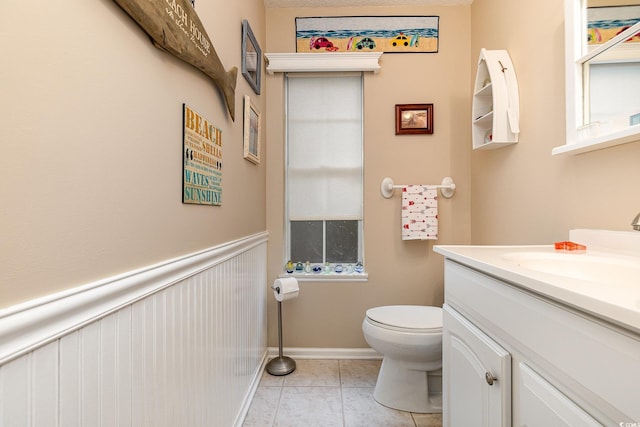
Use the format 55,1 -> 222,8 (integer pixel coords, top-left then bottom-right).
554,0 -> 640,155
287,219 -> 364,265
282,72 -> 367,281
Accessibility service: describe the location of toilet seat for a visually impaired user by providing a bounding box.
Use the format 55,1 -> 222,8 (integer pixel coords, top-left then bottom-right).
366,305 -> 442,333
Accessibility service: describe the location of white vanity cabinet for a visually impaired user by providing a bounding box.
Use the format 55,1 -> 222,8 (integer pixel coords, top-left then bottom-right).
443,306 -> 511,426
518,362 -> 600,426
442,258 -> 640,426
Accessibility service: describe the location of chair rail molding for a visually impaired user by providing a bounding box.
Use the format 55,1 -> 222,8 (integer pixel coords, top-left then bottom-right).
0,231 -> 269,365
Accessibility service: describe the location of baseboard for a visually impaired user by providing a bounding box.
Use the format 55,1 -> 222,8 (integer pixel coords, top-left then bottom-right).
267,347 -> 382,360
234,350 -> 270,427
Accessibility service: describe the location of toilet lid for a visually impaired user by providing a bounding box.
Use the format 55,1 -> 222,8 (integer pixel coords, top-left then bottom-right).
366,305 -> 442,331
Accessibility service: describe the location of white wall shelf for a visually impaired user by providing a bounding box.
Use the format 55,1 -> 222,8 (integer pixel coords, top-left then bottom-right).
265,52 -> 382,74
472,48 -> 520,150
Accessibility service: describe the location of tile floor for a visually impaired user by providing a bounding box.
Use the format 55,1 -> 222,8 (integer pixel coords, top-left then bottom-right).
242,359 -> 443,427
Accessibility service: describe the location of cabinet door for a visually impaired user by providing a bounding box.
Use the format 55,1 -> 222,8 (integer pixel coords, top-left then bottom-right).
518,363 -> 602,426
443,305 -> 511,426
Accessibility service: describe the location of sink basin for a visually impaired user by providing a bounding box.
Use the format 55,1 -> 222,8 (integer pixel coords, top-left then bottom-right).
500,251 -> 640,285
433,231 -> 640,332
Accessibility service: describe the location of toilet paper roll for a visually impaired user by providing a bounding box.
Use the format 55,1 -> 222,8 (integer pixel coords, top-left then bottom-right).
273,277 -> 299,302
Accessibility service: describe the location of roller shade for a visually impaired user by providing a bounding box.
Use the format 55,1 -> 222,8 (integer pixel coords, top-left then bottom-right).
286,74 -> 363,220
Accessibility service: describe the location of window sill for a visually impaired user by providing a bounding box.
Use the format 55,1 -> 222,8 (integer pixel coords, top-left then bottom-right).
279,272 -> 368,282
553,126 -> 640,156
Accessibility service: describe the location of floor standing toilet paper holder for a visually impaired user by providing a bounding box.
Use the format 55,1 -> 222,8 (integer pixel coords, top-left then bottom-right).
266,284 -> 296,376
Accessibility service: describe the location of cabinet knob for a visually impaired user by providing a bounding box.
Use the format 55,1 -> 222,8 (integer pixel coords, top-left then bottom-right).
485,372 -> 497,386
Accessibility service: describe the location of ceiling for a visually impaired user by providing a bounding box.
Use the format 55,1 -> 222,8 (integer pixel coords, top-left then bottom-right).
264,0 -> 472,8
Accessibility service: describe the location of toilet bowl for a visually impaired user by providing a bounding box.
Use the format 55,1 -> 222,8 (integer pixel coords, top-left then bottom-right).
362,305 -> 443,413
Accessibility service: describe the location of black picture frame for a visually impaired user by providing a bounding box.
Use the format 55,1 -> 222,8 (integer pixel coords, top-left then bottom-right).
242,20 -> 262,95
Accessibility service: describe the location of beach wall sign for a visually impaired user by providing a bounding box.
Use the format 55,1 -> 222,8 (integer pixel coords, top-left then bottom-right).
295,16 -> 439,54
183,104 -> 223,206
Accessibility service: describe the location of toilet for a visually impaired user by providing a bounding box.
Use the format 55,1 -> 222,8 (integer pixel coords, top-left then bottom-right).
362,305 -> 443,413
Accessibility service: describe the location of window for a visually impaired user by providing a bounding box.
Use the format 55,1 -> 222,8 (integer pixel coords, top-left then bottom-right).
556,0 -> 640,155
285,73 -> 365,277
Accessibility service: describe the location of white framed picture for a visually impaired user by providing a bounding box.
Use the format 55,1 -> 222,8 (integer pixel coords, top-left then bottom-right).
243,95 -> 261,164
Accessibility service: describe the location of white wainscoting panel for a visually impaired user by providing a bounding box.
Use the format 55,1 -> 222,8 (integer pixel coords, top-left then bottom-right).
0,232 -> 268,427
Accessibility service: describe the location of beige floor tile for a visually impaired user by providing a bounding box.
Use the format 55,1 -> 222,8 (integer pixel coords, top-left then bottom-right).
342,387 -> 415,427
412,412 -> 443,427
275,386 -> 343,427
283,359 -> 340,387
259,368 -> 286,387
242,359 -> 443,427
242,386 -> 281,427
339,359 -> 381,388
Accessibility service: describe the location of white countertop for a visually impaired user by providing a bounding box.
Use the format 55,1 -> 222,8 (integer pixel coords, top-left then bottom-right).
433,244 -> 640,334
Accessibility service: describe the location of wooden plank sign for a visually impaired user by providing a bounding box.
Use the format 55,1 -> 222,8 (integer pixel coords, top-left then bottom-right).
113,0 -> 238,120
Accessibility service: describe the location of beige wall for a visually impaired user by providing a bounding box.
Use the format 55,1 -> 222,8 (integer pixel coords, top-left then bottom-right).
265,6 -> 472,348
265,0 -> 640,349
5,0 -> 636,350
469,0 -> 640,245
0,0 -> 267,308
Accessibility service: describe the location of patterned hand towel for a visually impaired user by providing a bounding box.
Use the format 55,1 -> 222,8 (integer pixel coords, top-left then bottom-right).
401,185 -> 438,240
